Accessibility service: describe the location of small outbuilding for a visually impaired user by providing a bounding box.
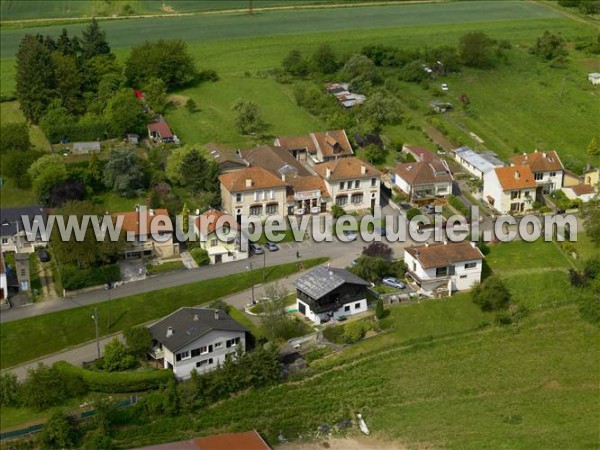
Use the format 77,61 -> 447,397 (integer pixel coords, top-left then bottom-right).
72,141 -> 101,154
588,73 -> 600,85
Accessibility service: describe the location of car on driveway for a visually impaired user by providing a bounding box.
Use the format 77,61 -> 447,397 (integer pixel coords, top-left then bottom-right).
422,204 -> 436,214
38,249 -> 50,262
250,244 -> 264,255
265,242 -> 279,252
342,230 -> 358,241
382,277 -> 406,289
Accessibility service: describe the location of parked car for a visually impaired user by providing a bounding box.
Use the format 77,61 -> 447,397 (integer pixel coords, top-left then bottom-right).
382,277 -> 406,290
265,242 -> 279,252
422,204 -> 436,214
342,230 -> 358,241
376,227 -> 386,236
250,243 -> 264,255
38,249 -> 50,262
441,83 -> 449,91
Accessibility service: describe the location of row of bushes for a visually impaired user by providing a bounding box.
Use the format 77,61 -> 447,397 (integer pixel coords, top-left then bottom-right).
62,264 -> 120,291
53,361 -> 173,393
449,195 -> 471,219
40,117 -> 113,144
323,319 -> 372,345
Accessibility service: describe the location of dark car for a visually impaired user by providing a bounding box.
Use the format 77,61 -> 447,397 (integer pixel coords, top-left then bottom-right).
265,242 -> 279,252
38,249 -> 50,262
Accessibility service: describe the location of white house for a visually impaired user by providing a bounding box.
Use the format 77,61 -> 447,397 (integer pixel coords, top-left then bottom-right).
148,307 -> 247,380
483,166 -> 537,214
295,265 -> 371,324
393,160 -> 453,203
509,150 -> 564,194
404,241 -> 484,297
453,147 -> 505,179
314,157 -> 381,212
588,73 -> 600,85
1,206 -> 48,254
563,184 -> 596,203
194,210 -> 248,264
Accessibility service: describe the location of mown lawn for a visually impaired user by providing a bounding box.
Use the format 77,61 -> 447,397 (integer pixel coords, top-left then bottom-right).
0,258 -> 327,369
484,239 -> 573,274
0,101 -> 51,151
0,177 -> 37,208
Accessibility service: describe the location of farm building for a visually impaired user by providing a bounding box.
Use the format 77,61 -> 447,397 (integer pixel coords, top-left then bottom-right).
588,73 -> 600,85
72,141 -> 101,154
325,82 -> 366,108
453,147 -> 505,179
429,100 -> 453,113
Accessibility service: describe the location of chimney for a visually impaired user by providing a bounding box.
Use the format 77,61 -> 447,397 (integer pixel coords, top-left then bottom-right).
135,204 -> 139,212
425,242 -> 429,247
166,326 -> 174,338
326,167 -> 331,179
195,209 -> 200,215
193,314 -> 199,321
246,178 -> 252,188
542,152 -> 547,158
214,310 -> 220,320
149,209 -> 155,216
281,173 -> 286,182
361,165 -> 367,175
515,170 -> 520,179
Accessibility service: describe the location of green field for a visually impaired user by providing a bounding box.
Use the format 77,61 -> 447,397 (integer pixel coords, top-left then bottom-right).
0,258 -> 326,369
0,101 -> 51,151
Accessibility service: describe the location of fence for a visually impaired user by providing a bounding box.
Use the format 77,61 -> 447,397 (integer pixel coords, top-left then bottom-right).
0,395 -> 139,441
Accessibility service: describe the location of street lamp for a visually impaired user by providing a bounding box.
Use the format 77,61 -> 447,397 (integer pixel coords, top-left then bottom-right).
91,307 -> 100,359
246,262 -> 255,305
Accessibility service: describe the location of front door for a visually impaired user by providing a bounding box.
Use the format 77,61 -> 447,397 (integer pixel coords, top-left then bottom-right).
215,254 -> 222,264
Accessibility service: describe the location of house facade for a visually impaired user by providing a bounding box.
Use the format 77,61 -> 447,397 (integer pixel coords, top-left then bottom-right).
194,210 -> 248,264
219,167 -> 287,221
1,206 -> 48,254
295,265 -> 370,324
148,307 -> 247,380
112,207 -> 178,259
404,241 -> 484,296
286,176 -> 330,215
314,157 -> 381,212
563,184 -> 595,203
509,150 -> 564,194
393,160 -> 453,204
483,166 -> 537,214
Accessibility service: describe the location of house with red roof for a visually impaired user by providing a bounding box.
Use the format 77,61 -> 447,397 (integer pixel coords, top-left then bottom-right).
194,210 -> 247,264
482,166 -> 537,214
147,117 -> 176,143
509,150 -> 564,194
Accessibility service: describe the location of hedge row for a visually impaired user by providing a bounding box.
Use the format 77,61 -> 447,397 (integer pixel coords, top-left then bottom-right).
53,361 -> 173,393
62,264 -> 120,291
449,195 -> 471,218
41,119 -> 112,144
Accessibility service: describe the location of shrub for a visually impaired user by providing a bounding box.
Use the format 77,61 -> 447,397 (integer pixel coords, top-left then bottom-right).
102,338 -> 137,372
123,326 -> 153,358
38,412 -> 76,450
53,361 -> 173,393
20,364 -> 86,410
472,276 -> 511,312
197,69 -> 219,82
343,321 -> 368,344
407,207 -> 421,220
322,325 -> 345,344
190,248 -> 210,266
62,264 -> 120,291
449,195 -> 471,218
0,373 -> 20,406
83,429 -> 115,450
375,298 -> 385,320
331,205 -> 346,219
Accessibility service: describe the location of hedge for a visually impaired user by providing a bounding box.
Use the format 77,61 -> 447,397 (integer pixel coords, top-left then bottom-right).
62,264 -> 120,291
449,195 -> 471,218
53,361 -> 173,393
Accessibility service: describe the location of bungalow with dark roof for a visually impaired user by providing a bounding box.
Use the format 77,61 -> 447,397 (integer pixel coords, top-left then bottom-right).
404,241 -> 484,297
147,117 -> 176,143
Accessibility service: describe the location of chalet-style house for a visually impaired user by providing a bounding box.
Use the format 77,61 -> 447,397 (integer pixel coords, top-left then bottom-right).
404,241 -> 484,297
275,130 -> 354,164
194,210 -> 247,264
454,147 -> 505,179
510,150 -> 564,194
205,143 -> 248,173
314,157 -> 381,211
219,167 -> 287,222
393,160 -> 453,203
295,265 -> 371,324
148,307 -> 247,380
1,205 -> 48,253
482,166 -> 537,214
112,207 -> 178,259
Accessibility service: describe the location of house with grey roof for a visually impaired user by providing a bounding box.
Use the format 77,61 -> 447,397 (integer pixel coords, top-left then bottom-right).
1,205 -> 48,253
453,146 -> 505,179
148,307 -> 248,380
295,265 -> 371,324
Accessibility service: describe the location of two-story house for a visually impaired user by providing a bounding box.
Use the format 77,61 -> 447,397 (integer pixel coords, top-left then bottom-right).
483,166 -> 537,214
404,241 -> 484,297
275,130 -> 354,164
295,265 -> 371,324
286,176 -> 330,215
509,150 -> 564,195
393,160 -> 453,204
314,157 -> 381,212
148,307 -> 247,380
1,206 -> 48,253
194,210 -> 247,264
112,207 -> 178,259
219,167 -> 287,221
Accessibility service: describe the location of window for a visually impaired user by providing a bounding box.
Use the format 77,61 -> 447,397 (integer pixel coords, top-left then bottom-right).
20,269 -> 26,277
354,180 -> 360,189
550,172 -> 556,177
253,192 -> 259,201
235,193 -> 243,203
344,305 -> 350,312
460,275 -> 467,279
266,203 -> 278,215
339,181 -> 344,190
196,358 -> 214,368
249,205 -> 262,216
214,342 -> 223,350
226,337 -> 241,348
270,189 -> 275,199
354,302 -> 361,309
210,239 -> 218,247
1,238 -> 7,244
351,194 -> 363,204
465,262 -> 477,269
534,173 -> 543,181
262,190 -> 268,200
175,350 -> 190,362
335,196 -> 348,206
511,190 -> 521,200
371,177 -> 377,187
436,267 -> 448,277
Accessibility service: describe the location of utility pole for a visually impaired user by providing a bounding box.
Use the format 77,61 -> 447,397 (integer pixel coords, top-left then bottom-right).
92,308 -> 100,359
263,251 -> 266,283
247,262 -> 255,305
105,282 -> 112,329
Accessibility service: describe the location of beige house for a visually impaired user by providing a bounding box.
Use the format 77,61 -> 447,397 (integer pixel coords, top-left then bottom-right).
393,160 -> 453,204
219,167 -> 287,221
510,150 -> 564,195
483,166 -> 537,214
314,157 -> 381,212
584,169 -> 599,189
194,210 -> 247,264
113,208 -> 178,259
275,130 -> 354,164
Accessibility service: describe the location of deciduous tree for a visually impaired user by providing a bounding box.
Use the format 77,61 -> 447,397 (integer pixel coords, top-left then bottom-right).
472,276 -> 511,311
459,32 -> 495,68
104,89 -> 147,136
123,326 -> 153,358
311,43 -> 339,74
232,99 -> 266,135
27,154 -> 68,204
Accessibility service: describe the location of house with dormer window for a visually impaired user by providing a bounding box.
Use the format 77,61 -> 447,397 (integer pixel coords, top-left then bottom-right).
483,166 -> 537,214
509,150 -> 564,195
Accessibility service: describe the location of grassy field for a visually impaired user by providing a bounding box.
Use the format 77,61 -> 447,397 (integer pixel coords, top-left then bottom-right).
0,101 -> 51,150
0,257 -> 327,369
0,178 -> 37,208
483,239 -> 574,274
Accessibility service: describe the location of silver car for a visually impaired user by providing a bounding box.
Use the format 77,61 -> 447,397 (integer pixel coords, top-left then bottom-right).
382,277 -> 406,290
